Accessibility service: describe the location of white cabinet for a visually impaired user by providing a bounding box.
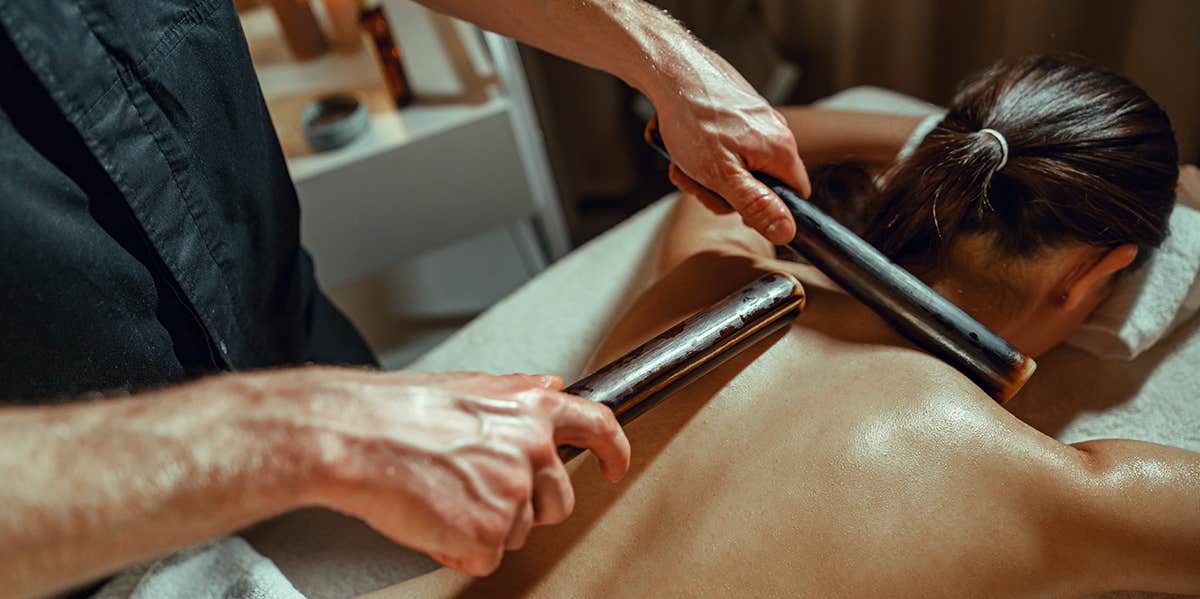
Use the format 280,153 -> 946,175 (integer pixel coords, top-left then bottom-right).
241,1 -> 569,364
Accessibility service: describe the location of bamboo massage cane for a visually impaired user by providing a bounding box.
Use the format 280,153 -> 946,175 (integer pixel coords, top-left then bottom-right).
557,117 -> 1037,462
558,272 -> 806,462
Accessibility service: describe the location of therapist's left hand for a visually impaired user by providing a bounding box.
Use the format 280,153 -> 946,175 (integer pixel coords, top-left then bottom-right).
649,44 -> 810,245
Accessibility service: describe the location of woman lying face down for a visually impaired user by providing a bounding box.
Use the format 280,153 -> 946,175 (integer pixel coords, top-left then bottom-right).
377,57 -> 1197,598
845,56 -> 1178,357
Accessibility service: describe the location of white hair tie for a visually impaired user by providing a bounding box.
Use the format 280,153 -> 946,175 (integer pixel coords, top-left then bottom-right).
979,128 -> 1009,171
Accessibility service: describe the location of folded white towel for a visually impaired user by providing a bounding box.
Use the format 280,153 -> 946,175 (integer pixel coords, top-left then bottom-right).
896,112 -> 945,161
96,537 -> 303,599
1066,204 -> 1200,360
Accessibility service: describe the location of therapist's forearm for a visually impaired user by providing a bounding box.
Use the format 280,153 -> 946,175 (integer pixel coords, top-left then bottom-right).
416,0 -> 812,243
410,0 -> 712,104
0,376 -> 311,597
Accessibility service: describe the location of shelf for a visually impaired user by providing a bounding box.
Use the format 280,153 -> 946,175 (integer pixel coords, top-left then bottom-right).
285,92 -> 509,182
239,1 -> 503,182
235,1 -> 569,297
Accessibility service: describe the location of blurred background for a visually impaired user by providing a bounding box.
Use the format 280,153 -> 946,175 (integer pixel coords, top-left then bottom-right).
236,0 -> 1199,367
528,0 -> 1200,242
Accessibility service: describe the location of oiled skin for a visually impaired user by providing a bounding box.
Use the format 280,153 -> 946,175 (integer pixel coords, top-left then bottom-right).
378,196 -> 1200,598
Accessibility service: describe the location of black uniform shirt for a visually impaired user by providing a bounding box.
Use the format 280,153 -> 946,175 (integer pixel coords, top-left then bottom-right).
0,1 -> 374,403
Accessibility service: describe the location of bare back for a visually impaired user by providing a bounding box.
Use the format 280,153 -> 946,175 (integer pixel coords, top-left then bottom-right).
375,250 -> 1096,598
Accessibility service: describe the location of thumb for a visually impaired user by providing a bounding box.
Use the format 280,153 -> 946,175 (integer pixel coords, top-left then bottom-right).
715,168 -> 796,245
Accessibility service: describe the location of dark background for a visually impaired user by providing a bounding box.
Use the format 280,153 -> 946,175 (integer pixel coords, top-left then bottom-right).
518,0 -> 1200,244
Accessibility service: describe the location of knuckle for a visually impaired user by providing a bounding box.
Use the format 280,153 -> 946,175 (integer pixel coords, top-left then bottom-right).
739,191 -> 778,221
492,443 -> 533,479
473,513 -> 511,549
526,437 -> 556,464
476,551 -> 504,577
499,469 -> 534,504
535,390 -> 564,414
593,408 -> 620,437
544,477 -> 575,525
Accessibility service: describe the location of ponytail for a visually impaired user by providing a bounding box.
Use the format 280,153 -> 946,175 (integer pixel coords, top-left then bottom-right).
813,56 -> 1178,276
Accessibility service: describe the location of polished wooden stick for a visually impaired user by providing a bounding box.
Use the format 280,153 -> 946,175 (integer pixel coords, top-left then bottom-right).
558,272 -> 805,462
644,117 -> 1035,403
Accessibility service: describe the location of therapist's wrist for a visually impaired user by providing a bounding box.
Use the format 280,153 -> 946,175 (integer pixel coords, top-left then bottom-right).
210,369 -> 344,512
226,366 -> 433,513
599,2 -> 713,102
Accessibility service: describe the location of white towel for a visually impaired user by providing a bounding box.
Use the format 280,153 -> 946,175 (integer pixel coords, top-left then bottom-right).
95,537 -> 303,599
893,110 -> 1200,361
1066,204 -> 1200,360
896,112 -> 945,161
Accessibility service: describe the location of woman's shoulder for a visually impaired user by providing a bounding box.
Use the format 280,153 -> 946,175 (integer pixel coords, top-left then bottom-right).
829,343 -> 1051,449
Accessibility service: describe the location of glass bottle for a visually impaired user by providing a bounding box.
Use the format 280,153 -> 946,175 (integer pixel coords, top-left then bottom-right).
361,0 -> 415,107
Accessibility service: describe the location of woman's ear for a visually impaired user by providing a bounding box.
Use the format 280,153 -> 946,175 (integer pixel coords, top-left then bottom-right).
1062,243 -> 1138,310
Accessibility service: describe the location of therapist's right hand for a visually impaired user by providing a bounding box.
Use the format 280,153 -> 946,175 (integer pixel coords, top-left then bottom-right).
272,368 -> 630,577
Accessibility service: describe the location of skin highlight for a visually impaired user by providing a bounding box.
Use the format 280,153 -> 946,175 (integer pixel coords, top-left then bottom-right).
374,106 -> 1200,598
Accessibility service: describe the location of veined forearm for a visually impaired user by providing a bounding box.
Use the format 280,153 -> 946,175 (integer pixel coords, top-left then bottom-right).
412,0 -> 706,100
419,0 -> 811,243
0,376 -> 309,597
0,366 -> 634,592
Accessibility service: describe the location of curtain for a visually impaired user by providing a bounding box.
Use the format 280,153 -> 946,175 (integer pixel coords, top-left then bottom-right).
522,0 -> 1200,238
765,0 -> 1199,161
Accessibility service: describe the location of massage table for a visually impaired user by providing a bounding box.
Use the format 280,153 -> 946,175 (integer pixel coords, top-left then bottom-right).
99,87 -> 1199,599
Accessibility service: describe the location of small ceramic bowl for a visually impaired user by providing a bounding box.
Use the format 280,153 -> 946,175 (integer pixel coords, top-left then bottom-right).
300,93 -> 369,152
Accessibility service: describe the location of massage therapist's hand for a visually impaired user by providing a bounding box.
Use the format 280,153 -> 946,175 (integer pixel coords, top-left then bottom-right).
404,0 -> 808,245
652,45 -> 811,244
0,367 -> 628,597
274,368 -> 631,576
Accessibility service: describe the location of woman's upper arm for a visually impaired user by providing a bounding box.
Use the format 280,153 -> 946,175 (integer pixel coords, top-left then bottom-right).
776,107 -> 928,167
1060,439 -> 1200,594
657,193 -> 775,275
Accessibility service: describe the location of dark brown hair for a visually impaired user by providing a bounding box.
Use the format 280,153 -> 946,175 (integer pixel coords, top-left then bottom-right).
815,56 -> 1179,275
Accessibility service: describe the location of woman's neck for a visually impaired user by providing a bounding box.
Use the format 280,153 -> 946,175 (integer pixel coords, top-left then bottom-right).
784,258 -> 1030,353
